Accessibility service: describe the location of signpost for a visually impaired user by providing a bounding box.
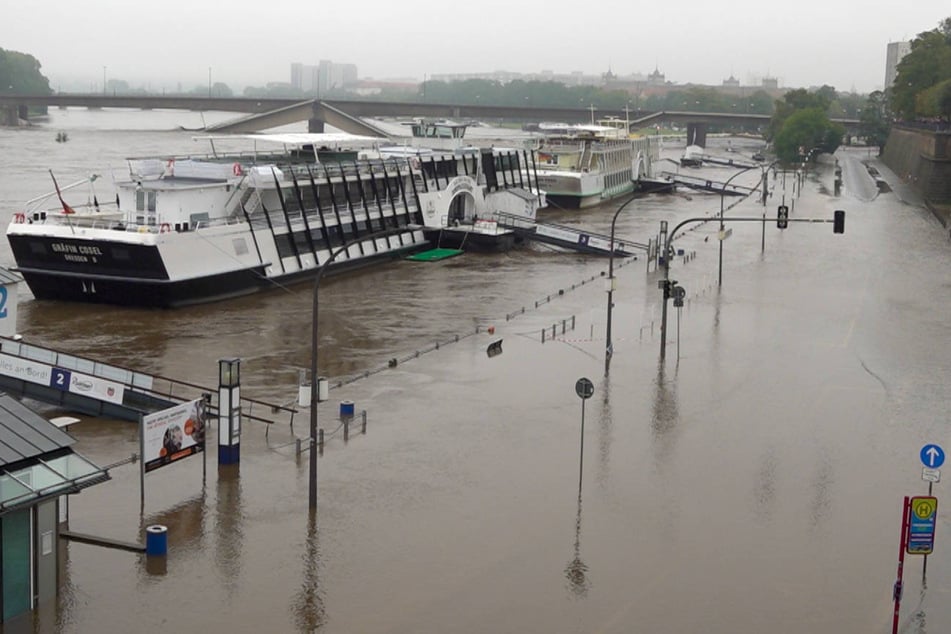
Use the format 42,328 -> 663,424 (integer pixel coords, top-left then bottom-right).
574,378 -> 593,500
920,444 -> 945,469
891,442 -> 945,632
906,496 -> 938,555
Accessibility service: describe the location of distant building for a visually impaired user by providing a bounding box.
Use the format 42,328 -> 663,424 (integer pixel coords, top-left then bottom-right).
722,75 -> 740,88
290,60 -> 358,95
885,41 -> 911,88
647,67 -> 666,86
761,77 -> 779,90
429,69 -> 602,87
352,79 -> 419,96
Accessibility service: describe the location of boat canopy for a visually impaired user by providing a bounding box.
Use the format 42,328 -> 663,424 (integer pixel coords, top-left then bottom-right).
192,132 -> 385,149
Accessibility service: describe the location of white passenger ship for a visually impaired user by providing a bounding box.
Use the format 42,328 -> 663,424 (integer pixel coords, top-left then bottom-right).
531,119 -> 660,209
7,133 -> 540,308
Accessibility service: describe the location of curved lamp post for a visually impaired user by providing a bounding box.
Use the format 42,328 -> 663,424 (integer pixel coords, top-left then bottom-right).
309,224 -> 421,511
717,160 -> 779,286
604,190 -> 639,371
718,164 -> 760,287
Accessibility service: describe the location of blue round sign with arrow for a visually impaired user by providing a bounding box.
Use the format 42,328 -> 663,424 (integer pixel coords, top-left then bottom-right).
920,444 -> 945,469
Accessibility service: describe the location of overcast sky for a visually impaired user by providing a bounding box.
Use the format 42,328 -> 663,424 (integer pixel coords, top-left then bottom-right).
3,1 -> 948,94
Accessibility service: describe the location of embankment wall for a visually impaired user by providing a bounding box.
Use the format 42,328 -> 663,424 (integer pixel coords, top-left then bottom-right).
882,126 -> 951,203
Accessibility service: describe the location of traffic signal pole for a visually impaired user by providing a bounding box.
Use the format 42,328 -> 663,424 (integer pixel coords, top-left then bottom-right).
659,211 -> 845,360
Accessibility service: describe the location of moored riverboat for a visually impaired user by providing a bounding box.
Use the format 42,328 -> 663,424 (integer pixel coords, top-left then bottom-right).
530,119 -> 660,209
7,133 -> 541,307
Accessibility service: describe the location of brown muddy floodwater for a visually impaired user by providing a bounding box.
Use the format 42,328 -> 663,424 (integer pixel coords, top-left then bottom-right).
1,113 -> 949,634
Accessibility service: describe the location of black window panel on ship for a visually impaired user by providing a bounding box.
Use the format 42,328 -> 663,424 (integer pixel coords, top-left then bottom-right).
309,230 -> 328,251
292,231 -> 312,254
274,234 -> 295,259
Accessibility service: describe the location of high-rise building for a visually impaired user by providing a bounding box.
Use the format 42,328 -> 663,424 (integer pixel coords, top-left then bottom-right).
290,61 -> 358,95
885,41 -> 911,88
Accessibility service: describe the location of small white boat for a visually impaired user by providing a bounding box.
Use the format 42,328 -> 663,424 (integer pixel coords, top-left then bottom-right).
680,145 -> 704,167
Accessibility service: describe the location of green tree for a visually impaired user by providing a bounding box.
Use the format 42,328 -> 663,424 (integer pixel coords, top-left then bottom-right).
0,48 -> 51,94
916,78 -> 951,121
891,29 -> 951,119
769,88 -> 832,140
773,108 -> 844,163
859,90 -> 891,152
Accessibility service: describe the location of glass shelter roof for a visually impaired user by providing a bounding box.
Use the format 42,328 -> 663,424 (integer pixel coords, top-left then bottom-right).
0,393 -> 111,516
1,450 -> 110,515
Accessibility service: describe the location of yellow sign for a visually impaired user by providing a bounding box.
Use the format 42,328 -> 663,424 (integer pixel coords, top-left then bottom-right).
914,497 -> 937,520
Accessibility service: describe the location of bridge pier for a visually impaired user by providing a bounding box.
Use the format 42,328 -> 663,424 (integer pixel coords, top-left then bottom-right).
686,122 -> 707,147
308,117 -> 325,133
1,105 -> 27,126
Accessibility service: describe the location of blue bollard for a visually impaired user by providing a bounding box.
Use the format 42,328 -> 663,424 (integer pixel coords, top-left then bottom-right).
145,525 -> 168,557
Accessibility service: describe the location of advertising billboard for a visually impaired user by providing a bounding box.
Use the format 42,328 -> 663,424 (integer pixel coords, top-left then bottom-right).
142,398 -> 206,473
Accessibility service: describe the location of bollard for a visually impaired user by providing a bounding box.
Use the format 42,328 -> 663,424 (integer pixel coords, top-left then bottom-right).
541,328 -> 546,343
344,419 -> 349,442
145,525 -> 168,557
318,429 -> 324,451
362,410 -> 367,434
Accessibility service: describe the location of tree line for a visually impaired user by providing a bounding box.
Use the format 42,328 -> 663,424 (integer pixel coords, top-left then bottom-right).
890,16 -> 951,122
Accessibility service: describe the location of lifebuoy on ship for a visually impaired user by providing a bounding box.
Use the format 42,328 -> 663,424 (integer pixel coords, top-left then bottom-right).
232,162 -> 243,176
13,213 -> 26,224
159,223 -> 171,233
409,157 -> 420,170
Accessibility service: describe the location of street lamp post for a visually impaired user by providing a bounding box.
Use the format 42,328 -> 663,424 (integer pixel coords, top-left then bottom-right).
718,160 -> 780,282
309,225 -> 420,511
718,165 -> 759,287
604,190 -> 638,371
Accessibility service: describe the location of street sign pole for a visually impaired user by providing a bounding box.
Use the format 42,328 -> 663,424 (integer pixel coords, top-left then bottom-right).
917,445 -> 943,589
893,496 -> 910,634
923,480 -> 935,587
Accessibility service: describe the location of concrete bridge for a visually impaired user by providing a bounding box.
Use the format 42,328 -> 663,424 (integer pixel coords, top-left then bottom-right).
0,93 -> 859,135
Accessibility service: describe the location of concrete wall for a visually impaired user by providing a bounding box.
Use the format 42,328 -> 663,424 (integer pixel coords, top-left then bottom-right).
882,126 -> 951,202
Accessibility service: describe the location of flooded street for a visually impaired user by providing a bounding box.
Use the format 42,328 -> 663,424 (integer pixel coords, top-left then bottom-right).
2,112 -> 950,633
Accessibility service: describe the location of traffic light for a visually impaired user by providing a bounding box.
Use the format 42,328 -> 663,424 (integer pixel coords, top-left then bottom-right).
777,205 -> 789,229
833,209 -> 845,234
658,279 -> 678,299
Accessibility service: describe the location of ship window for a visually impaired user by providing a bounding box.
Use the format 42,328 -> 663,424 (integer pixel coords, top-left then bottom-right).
275,234 -> 294,258
135,190 -> 157,226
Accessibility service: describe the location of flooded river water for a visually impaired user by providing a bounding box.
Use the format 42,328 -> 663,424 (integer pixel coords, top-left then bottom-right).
1,111 -> 949,633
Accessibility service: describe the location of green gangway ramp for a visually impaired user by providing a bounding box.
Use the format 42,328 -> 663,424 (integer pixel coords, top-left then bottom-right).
405,248 -> 464,262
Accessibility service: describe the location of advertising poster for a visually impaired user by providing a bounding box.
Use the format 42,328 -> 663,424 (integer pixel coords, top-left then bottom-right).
142,398 -> 206,473
0,353 -> 126,405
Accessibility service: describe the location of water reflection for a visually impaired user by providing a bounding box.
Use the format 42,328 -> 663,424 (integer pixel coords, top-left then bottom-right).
596,375 -> 613,489
141,493 -> 209,558
215,463 -> 243,594
753,449 -> 777,524
291,516 -> 326,632
565,388 -> 591,598
809,449 -> 833,528
650,362 -> 680,468
139,492 -> 208,579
